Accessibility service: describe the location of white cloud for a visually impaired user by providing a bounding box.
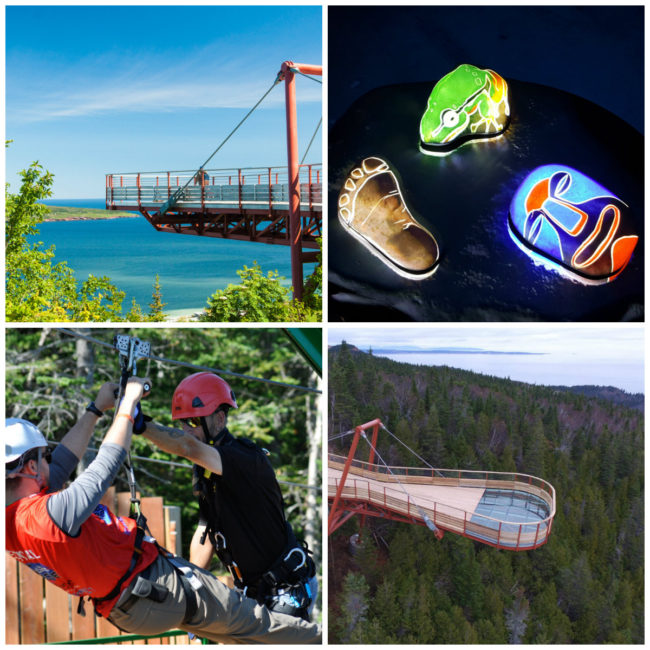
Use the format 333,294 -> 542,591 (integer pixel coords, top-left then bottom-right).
8,46 -> 321,124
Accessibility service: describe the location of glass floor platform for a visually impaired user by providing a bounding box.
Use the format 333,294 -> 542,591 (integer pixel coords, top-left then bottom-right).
468,488 -> 551,547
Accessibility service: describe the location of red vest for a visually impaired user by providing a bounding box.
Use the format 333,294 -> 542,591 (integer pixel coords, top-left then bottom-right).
6,490 -> 158,617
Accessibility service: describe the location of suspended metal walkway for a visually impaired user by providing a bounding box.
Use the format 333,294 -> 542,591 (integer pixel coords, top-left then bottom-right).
104,60 -> 322,300
106,164 -> 321,251
328,419 -> 556,551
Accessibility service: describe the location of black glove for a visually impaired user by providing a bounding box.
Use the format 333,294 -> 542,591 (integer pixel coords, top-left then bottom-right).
132,401 -> 152,435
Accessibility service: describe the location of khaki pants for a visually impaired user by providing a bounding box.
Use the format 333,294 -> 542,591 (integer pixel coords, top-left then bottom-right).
108,554 -> 321,644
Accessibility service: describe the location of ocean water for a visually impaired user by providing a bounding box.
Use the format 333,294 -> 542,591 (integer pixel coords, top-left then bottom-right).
35,213 -> 315,316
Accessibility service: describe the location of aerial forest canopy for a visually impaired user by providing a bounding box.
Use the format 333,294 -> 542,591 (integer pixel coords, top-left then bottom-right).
5,327 -> 322,614
328,343 -> 643,643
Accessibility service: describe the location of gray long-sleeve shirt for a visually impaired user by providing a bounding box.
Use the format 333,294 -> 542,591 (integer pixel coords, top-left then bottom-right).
46,443 -> 126,536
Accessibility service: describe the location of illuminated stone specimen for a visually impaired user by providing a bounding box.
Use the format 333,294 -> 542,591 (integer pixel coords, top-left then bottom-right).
508,164 -> 638,284
420,64 -> 510,153
338,157 -> 440,280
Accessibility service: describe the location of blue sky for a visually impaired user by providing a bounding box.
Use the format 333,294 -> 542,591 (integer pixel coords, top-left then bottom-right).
6,6 -> 322,198
329,325 -> 645,393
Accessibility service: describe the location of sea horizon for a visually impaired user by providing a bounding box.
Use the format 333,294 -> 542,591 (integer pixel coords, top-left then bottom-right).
41,198 -> 124,210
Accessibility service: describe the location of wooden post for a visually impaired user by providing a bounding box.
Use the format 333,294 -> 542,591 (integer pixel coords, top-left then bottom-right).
6,557 -> 20,644
45,582 -> 70,642
19,566 -> 45,643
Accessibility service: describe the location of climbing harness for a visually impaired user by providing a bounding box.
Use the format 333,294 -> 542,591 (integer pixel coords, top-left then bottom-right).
224,523 -> 316,621
192,434 -> 316,620
256,529 -> 316,621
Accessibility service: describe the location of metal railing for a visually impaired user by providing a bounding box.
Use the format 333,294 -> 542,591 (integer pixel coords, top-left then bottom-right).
106,164 -> 322,213
327,454 -> 556,550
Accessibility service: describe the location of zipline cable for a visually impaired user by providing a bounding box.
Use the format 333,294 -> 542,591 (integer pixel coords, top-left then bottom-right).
48,330 -> 321,492
48,440 -> 319,492
58,328 -> 321,394
158,78 -> 282,216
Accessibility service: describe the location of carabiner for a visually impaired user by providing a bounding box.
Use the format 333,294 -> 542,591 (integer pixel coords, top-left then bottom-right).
284,547 -> 306,570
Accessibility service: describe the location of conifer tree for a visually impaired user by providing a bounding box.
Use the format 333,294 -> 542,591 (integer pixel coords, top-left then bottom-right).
147,273 -> 167,320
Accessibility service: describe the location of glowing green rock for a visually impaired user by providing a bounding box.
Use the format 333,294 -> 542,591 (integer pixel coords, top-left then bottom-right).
419,64 -> 510,151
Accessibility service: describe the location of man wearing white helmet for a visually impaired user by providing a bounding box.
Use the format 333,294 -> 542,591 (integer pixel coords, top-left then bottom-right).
6,377 -> 321,644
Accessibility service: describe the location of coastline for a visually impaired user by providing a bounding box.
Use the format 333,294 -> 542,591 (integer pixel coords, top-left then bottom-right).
165,307 -> 206,322
39,202 -> 139,222
42,214 -> 139,222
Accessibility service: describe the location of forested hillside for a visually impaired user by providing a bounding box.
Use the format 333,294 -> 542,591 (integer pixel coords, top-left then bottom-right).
328,343 -> 643,643
5,328 -> 322,615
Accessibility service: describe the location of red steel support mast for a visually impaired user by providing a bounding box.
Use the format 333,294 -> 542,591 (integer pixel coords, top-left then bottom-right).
328,418 -> 382,535
280,60 -> 322,301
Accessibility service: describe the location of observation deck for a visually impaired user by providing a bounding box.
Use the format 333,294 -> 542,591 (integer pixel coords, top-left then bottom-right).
328,454 -> 556,551
106,164 -> 322,249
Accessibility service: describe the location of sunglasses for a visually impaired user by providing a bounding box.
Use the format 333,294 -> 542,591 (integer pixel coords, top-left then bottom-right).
43,448 -> 53,464
180,417 -> 202,429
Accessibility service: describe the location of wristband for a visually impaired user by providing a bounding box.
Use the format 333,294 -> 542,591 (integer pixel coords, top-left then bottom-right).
86,402 -> 104,417
116,413 -> 135,424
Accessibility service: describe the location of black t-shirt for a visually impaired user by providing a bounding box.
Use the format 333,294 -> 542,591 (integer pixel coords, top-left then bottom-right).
194,430 -> 288,583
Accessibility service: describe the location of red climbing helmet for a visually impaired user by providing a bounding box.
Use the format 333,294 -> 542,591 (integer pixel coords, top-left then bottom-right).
172,372 -> 238,420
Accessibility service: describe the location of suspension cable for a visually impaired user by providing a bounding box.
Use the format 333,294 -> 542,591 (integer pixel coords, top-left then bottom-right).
327,428 -> 355,442
58,328 -> 321,394
157,78 -> 281,216
300,118 -> 322,165
358,432 -> 440,533
291,69 -> 322,84
380,423 -> 445,478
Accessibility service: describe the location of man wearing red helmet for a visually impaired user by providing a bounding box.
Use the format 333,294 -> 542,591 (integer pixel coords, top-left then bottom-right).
139,371 -> 318,622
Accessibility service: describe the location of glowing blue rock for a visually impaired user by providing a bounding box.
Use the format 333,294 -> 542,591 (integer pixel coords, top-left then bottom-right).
508,164 -> 638,284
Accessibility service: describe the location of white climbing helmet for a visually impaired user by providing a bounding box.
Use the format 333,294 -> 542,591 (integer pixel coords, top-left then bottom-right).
5,418 -> 48,474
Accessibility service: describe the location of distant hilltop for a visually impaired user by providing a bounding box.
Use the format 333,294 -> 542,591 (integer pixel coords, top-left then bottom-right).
327,343 -> 543,356
548,385 -> 644,411
329,343 -> 643,410
39,204 -> 137,222
373,347 -> 543,356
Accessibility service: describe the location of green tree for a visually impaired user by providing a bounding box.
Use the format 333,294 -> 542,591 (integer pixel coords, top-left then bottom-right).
336,572 -> 370,643
147,274 -> 167,321
5,156 -> 148,321
301,236 -> 322,313
327,348 -> 645,644
201,262 -> 320,322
